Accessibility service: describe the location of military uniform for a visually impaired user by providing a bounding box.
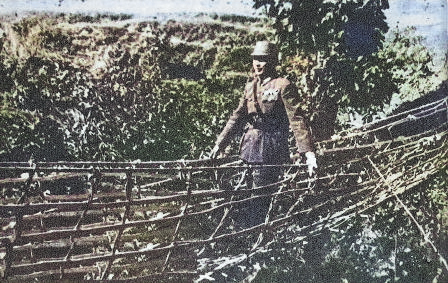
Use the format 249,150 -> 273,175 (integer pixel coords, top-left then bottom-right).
212,41 -> 315,227
214,76 -> 314,164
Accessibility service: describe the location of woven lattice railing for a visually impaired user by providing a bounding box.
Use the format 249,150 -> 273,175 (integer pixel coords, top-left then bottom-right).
0,98 -> 447,282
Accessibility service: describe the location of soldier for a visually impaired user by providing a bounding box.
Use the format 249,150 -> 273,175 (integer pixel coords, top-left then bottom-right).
210,41 -> 317,226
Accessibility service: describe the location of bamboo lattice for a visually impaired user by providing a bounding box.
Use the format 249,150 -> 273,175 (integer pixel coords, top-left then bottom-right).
0,98 -> 447,282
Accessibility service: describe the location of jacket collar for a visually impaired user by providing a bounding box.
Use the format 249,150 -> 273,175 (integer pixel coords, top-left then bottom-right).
255,75 -> 275,86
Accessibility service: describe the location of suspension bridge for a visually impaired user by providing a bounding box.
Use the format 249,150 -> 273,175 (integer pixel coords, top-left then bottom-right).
0,97 -> 447,282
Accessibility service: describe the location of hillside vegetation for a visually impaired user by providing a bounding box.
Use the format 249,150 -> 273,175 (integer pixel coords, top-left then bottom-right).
0,11 -> 447,283
0,13 -> 272,162
0,12 -> 444,162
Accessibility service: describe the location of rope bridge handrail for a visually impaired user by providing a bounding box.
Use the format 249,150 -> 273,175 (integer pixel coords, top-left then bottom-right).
0,98 -> 447,282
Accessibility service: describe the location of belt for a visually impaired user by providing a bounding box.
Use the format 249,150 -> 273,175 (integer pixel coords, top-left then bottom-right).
250,115 -> 287,132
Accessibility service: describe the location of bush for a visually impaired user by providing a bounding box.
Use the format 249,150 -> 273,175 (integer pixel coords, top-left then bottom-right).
0,13 -> 258,161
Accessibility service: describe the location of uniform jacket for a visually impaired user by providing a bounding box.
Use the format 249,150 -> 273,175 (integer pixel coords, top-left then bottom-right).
215,75 -> 314,164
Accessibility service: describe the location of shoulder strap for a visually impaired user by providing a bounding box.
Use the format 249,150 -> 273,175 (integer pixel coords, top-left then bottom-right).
252,78 -> 262,114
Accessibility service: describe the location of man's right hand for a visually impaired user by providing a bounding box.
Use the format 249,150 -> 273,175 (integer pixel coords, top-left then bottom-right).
305,152 -> 317,176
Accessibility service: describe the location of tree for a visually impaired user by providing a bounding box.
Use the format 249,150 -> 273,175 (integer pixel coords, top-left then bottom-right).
0,14 -> 256,162
252,0 -> 397,140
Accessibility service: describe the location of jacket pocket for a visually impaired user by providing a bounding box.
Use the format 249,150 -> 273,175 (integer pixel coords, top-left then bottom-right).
240,128 -> 264,164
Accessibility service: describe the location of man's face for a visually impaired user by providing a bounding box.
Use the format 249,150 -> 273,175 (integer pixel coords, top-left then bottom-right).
252,56 -> 275,77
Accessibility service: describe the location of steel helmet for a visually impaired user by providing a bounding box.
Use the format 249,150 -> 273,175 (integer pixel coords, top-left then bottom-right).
251,41 -> 278,57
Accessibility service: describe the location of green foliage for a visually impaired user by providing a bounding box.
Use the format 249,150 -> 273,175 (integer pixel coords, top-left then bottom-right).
253,0 -> 388,56
0,105 -> 36,158
250,1 -> 447,281
213,46 -> 253,73
253,176 -> 448,283
252,0 -> 440,138
116,79 -> 240,161
218,14 -> 260,24
63,12 -> 133,24
0,9 -> 446,283
381,27 -> 441,102
0,14 -> 254,162
253,0 -> 394,139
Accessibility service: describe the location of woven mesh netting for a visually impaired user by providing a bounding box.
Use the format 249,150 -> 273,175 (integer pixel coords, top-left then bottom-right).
0,98 -> 446,282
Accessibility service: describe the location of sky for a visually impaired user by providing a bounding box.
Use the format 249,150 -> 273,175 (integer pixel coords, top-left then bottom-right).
0,0 -> 257,17
0,0 -> 445,30
0,0 -> 446,66
384,0 -> 447,68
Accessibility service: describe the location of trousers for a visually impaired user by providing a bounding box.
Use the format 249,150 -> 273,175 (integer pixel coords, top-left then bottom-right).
237,165 -> 281,227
